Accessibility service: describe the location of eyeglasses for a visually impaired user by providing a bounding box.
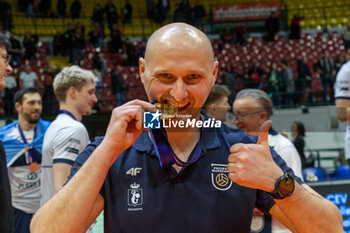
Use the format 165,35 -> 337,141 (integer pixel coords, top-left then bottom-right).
1,54 -> 11,66
232,110 -> 263,121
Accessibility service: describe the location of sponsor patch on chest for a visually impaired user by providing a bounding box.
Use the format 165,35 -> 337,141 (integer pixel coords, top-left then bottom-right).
127,182 -> 143,211
211,163 -> 232,191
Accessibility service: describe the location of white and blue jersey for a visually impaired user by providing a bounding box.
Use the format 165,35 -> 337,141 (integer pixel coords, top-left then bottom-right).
41,113 -> 89,206
0,119 -> 50,214
335,61 -> 350,161
68,115 -> 303,233
6,126 -> 39,214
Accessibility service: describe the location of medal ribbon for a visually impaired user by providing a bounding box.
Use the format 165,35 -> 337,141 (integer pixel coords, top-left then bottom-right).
18,123 -> 38,163
59,110 -> 77,120
150,127 -> 203,167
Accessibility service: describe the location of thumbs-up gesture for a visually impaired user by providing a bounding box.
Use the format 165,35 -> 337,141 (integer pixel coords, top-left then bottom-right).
227,120 -> 284,192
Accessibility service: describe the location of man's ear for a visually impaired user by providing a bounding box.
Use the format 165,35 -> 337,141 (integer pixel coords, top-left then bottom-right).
206,103 -> 216,116
139,57 -> 146,84
210,103 -> 217,112
260,111 -> 269,121
67,86 -> 76,99
15,102 -> 21,112
211,61 -> 219,86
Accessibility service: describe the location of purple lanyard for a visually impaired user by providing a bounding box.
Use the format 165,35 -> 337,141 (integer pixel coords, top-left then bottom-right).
18,123 -> 38,163
150,127 -> 204,167
59,110 -> 77,120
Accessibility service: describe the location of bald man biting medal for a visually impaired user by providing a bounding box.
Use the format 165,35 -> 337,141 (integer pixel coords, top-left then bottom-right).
31,23 -> 343,233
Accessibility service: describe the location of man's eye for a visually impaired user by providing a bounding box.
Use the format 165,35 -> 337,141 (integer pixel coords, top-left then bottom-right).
159,73 -> 171,79
187,74 -> 201,79
186,74 -> 201,83
158,74 -> 174,82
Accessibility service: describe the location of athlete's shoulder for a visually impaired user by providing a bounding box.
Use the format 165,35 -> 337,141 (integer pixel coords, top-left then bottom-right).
38,118 -> 51,127
276,133 -> 294,146
219,123 -> 257,144
0,121 -> 18,135
49,116 -> 86,134
336,61 -> 350,79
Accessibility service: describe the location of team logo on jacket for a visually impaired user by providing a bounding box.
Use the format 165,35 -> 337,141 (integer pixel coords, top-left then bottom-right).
128,182 -> 143,210
211,164 -> 232,191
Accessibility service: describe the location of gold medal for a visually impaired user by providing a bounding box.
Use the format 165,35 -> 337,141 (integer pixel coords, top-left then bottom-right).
164,103 -> 177,116
29,162 -> 39,172
154,102 -> 178,119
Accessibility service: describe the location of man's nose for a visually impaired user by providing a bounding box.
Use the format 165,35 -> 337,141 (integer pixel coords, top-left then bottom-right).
92,93 -> 98,103
35,102 -> 42,109
232,114 -> 239,124
6,64 -> 13,74
170,79 -> 188,101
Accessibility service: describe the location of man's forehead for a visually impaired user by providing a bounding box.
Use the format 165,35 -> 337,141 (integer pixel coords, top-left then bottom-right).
23,93 -> 42,101
234,97 -> 261,109
0,46 -> 7,55
213,97 -> 228,107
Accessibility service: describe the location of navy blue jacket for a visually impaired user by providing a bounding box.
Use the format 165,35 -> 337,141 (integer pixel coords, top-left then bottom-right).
69,122 -> 302,233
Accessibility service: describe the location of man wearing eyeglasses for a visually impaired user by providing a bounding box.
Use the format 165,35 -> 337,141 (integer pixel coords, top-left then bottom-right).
0,32 -> 14,233
232,88 -> 302,233
0,46 -> 12,89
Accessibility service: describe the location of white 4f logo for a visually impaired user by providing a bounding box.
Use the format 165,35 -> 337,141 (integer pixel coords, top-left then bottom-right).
126,167 -> 142,176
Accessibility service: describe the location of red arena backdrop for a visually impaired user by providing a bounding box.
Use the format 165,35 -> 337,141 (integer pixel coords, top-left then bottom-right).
212,1 -> 281,22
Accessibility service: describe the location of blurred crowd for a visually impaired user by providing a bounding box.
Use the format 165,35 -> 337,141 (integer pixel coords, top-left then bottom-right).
1,0 -> 350,121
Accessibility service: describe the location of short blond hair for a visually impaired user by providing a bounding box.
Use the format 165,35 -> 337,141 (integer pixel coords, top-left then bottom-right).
53,66 -> 97,102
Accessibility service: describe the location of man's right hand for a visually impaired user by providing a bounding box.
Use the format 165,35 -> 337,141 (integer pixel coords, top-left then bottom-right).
100,99 -> 156,161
